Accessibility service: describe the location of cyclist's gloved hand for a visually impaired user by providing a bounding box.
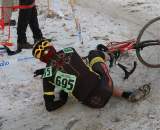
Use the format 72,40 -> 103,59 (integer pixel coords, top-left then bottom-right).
97,44 -> 108,52
34,68 -> 44,77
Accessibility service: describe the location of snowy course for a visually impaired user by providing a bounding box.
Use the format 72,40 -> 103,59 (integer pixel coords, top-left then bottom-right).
0,0 -> 160,130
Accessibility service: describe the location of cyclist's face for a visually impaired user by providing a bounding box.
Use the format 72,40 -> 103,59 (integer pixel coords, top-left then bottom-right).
39,46 -> 56,63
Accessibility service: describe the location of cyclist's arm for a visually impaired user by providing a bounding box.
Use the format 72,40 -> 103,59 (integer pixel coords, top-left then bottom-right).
43,79 -> 68,111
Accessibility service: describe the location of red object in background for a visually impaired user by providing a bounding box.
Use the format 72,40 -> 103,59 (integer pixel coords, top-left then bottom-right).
0,42 -> 13,46
0,18 -> 4,30
0,0 -> 35,46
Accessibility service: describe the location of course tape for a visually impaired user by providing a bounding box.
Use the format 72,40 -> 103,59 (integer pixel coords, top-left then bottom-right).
0,56 -> 34,68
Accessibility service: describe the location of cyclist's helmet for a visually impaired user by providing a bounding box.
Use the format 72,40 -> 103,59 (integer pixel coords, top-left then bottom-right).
32,39 -> 56,63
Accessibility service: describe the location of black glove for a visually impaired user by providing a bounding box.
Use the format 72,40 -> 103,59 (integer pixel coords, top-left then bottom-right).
60,90 -> 68,102
34,68 -> 44,77
97,44 -> 108,52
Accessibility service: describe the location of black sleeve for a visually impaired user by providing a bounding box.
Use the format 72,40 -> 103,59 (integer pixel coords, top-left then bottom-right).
43,79 -> 68,112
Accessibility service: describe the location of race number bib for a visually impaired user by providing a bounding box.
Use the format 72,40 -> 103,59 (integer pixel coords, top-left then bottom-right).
54,71 -> 76,93
63,47 -> 74,54
42,66 -> 53,78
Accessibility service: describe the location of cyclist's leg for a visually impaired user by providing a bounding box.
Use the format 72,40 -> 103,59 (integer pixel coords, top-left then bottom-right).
88,50 -> 151,102
84,50 -> 112,108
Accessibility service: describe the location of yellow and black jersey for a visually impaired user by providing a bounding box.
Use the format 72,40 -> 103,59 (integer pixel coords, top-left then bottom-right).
45,48 -> 100,101
35,48 -> 113,111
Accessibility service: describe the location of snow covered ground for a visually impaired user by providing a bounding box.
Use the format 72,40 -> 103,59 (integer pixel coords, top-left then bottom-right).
0,0 -> 160,130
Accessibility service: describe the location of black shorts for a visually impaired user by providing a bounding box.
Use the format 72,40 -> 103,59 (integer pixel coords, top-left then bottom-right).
83,78 -> 113,108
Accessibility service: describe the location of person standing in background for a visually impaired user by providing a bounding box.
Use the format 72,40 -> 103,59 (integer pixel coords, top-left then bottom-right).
1,0 -> 17,26
47,0 -> 55,17
47,0 -> 64,18
17,0 -> 44,50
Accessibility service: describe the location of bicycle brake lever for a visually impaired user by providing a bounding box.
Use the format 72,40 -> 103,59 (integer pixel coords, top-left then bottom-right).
117,61 -> 137,80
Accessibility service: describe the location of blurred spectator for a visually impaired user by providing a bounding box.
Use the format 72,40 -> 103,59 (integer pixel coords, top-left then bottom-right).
17,0 -> 43,50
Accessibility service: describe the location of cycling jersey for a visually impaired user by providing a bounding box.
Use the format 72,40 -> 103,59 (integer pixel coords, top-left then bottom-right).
36,48 -> 113,111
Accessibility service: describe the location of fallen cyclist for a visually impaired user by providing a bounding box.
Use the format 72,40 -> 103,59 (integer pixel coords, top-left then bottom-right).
32,39 -> 151,111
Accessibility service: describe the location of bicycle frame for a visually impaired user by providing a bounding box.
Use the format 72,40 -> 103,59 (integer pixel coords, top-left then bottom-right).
96,39 -> 138,80
106,39 -> 136,54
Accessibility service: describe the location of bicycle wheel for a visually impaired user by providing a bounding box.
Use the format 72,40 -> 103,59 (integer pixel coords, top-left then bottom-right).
136,17 -> 160,68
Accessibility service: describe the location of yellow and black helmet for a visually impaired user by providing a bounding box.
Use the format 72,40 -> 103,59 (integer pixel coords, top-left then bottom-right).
32,39 -> 56,63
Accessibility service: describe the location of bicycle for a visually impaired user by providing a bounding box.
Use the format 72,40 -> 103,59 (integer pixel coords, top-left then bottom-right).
85,17 -> 160,79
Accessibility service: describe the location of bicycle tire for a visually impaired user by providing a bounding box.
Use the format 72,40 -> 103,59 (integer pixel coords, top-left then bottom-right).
136,17 -> 160,68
